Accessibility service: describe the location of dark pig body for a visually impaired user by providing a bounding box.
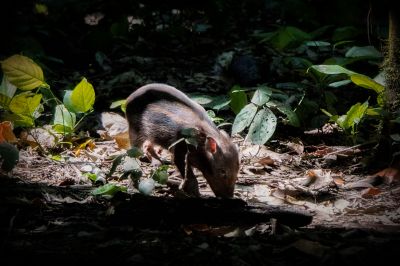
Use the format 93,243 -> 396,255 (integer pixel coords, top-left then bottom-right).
125,83 -> 239,198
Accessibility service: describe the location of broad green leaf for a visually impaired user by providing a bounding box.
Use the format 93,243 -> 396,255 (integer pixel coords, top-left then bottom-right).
304,41 -> 331,47
52,104 -> 76,133
127,147 -> 143,158
328,80 -> 352,87
374,72 -> 385,86
108,154 -> 125,177
207,110 -> 224,124
9,93 -> 42,117
332,26 -> 359,42
283,57 -> 313,69
122,156 -> 141,172
206,95 -> 231,110
91,183 -> 127,197
230,86 -> 248,114
345,46 -> 382,59
276,105 -> 300,127
263,26 -> 311,50
0,76 -> 17,98
63,90 -> 75,112
350,74 -> 384,94
35,3 -> 48,15
151,165 -> 169,184
251,86 -> 272,106
365,107 -> 383,117
181,127 -> 199,147
1,113 -> 34,127
0,94 -> 12,109
232,103 -> 258,135
70,78 -> 95,113
0,142 -> 19,171
191,93 -> 230,110
246,108 -> 277,144
1,55 -> 47,90
337,101 -> 369,132
138,179 -> 155,195
323,57 -> 359,66
189,93 -> 214,105
110,99 -> 126,109
309,65 -> 356,75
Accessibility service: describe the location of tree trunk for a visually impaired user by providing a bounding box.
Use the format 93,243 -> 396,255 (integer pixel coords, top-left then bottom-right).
384,8 -> 400,112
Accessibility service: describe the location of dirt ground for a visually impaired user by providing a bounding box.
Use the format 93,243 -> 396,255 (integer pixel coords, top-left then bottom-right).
1,133 -> 400,265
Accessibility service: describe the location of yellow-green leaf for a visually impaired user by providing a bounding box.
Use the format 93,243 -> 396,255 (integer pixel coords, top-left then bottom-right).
9,93 -> 42,117
1,55 -> 47,90
70,78 -> 95,113
350,74 -> 385,94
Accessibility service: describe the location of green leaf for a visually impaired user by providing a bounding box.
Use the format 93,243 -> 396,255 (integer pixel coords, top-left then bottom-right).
127,147 -> 143,158
0,94 -> 12,109
138,179 -> 155,195
332,26 -> 359,42
232,103 -> 258,135
207,110 -> 225,124
69,78 -> 95,113
207,95 -> 231,110
230,85 -> 248,114
262,26 -> 311,50
345,46 -> 382,59
91,183 -> 127,197
108,154 -> 125,177
304,41 -> 331,47
151,165 -> 169,184
251,86 -> 272,106
1,55 -> 47,90
63,90 -> 75,112
52,104 -> 76,133
350,74 -> 385,94
328,80 -> 352,88
110,99 -> 126,110
246,108 -> 277,144
276,105 -> 301,127
309,65 -> 356,75
0,76 -> 17,98
180,127 -> 199,147
9,92 -> 42,118
1,113 -> 35,127
189,93 -> 214,105
337,101 -> 369,133
0,142 -> 19,171
122,156 -> 140,172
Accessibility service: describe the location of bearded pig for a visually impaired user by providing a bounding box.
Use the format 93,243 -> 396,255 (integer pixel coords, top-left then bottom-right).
125,83 -> 239,198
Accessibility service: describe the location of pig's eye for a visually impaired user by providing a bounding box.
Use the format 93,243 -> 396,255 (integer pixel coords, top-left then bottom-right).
218,169 -> 227,178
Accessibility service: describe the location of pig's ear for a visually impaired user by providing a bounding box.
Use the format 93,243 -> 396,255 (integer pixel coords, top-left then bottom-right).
206,137 -> 218,154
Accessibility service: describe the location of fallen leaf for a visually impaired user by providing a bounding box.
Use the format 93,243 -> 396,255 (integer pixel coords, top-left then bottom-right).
257,156 -> 275,166
284,140 -> 304,155
0,121 -> 17,143
373,165 -> 400,184
332,175 -> 345,186
361,187 -> 381,198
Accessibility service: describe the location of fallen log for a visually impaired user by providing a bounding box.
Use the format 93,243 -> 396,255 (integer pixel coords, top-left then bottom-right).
109,194 -> 313,228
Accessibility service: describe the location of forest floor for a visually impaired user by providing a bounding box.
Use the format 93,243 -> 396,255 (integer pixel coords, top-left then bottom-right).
1,126 -> 400,265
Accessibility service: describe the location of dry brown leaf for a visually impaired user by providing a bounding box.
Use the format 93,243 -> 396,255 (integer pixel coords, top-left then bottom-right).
0,121 -> 17,143
374,166 -> 400,184
257,156 -> 275,166
284,140 -> 304,155
114,131 -> 130,149
332,175 -> 345,186
74,139 -> 96,156
361,187 -> 381,198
